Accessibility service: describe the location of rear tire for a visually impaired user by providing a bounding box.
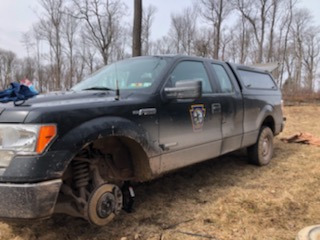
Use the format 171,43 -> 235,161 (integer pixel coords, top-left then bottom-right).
247,126 -> 274,166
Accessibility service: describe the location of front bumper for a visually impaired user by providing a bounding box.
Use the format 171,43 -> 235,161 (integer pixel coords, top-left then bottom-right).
0,179 -> 61,220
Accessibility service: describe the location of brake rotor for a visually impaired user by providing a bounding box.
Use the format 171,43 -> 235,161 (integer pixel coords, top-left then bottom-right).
87,184 -> 123,226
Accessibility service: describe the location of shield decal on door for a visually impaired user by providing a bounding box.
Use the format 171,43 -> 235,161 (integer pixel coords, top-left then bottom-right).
189,104 -> 206,132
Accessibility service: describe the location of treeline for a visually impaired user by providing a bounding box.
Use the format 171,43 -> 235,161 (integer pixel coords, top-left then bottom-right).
0,0 -> 319,94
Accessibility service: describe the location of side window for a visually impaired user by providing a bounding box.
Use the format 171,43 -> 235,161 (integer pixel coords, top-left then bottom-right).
238,70 -> 277,89
168,61 -> 213,93
211,64 -> 234,93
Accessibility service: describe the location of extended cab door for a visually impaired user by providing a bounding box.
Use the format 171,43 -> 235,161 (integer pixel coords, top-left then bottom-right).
158,60 -> 222,172
207,61 -> 244,154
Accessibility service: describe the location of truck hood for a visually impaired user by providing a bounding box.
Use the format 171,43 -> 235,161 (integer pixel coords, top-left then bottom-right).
0,91 -> 119,122
15,90 -> 125,108
0,90 -> 144,123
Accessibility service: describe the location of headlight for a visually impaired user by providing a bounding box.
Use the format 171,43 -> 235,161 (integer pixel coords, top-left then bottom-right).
0,124 -> 57,167
0,125 -> 39,152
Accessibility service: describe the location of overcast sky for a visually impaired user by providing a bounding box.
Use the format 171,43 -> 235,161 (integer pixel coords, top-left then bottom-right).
0,0 -> 319,58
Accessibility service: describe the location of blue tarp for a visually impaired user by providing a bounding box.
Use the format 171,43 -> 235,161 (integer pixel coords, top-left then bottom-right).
0,82 -> 38,105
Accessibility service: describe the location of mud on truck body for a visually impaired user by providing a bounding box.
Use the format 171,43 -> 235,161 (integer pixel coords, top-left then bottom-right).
0,55 -> 284,226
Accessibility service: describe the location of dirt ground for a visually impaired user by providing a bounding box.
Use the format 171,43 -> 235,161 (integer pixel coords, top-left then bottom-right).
1,105 -> 320,240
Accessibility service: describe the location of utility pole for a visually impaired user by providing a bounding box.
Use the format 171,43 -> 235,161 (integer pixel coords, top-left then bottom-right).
132,0 -> 142,57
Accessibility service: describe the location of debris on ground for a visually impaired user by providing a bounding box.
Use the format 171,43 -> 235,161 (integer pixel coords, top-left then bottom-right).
280,132 -> 320,147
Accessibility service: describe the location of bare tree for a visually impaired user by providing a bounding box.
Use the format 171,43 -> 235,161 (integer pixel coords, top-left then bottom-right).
219,28 -> 233,61
31,23 -> 46,92
38,0 -> 65,90
110,26 -> 130,61
234,0 -> 274,63
199,0 -> 232,59
14,57 -> 36,83
142,4 -> 157,55
278,0 -> 296,88
71,0 -> 127,65
169,6 -> 198,55
226,15 -> 252,64
169,13 -> 183,53
291,8 -> 313,91
78,34 -> 98,75
21,32 -> 34,58
194,27 -> 213,57
152,36 -> 175,55
302,27 -> 320,91
0,50 -> 16,88
267,0 -> 282,62
62,7 -> 80,89
21,32 -> 36,83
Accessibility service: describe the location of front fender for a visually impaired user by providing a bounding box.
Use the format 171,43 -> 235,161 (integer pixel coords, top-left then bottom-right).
0,117 -> 161,182
50,116 -> 161,158
0,117 -> 161,183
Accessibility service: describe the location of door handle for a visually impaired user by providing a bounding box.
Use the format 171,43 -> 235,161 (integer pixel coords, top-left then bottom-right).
132,108 -> 157,116
211,103 -> 221,113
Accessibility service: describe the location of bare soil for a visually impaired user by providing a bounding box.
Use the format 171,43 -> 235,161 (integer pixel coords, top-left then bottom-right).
1,105 -> 320,240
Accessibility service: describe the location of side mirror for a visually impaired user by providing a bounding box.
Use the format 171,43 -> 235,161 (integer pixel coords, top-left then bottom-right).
164,80 -> 202,100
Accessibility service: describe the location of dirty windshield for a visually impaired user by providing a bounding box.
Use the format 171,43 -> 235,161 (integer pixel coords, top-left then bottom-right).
72,57 -> 168,92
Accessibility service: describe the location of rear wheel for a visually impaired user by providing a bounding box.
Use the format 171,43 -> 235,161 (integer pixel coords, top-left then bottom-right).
247,126 -> 274,166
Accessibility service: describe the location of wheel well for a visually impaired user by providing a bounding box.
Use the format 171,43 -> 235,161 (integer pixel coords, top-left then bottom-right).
57,136 -> 146,223
262,116 -> 275,133
91,136 -> 153,181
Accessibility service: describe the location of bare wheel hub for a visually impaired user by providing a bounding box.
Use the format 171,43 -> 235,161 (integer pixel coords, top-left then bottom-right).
87,184 -> 123,226
97,192 -> 115,218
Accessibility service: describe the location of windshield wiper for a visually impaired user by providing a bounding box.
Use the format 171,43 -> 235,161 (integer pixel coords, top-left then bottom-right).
83,87 -> 115,91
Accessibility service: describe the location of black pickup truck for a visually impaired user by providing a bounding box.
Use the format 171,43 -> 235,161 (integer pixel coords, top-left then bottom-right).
0,55 -> 284,225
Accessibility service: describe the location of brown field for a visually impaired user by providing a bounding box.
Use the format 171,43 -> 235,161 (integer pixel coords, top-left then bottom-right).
1,105 -> 320,240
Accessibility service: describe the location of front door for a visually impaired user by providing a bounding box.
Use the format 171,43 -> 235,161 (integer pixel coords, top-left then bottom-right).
159,60 -> 222,172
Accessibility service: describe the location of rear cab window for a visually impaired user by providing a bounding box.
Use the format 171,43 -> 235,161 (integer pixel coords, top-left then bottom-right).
238,69 -> 277,90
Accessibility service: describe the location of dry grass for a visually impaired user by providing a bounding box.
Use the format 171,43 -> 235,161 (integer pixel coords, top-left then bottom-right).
1,106 -> 320,240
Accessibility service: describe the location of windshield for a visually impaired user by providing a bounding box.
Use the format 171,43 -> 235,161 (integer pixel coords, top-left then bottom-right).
72,57 -> 168,92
